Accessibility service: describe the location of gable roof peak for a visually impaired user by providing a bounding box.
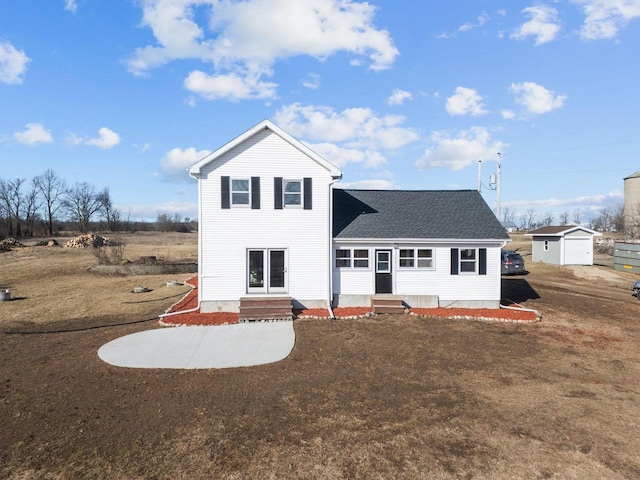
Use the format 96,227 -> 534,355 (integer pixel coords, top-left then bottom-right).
188,119 -> 342,178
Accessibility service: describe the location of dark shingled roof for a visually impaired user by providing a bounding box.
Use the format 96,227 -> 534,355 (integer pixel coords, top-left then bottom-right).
333,189 -> 509,240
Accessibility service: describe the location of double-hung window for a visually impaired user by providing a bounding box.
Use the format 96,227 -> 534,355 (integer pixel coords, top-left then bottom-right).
231,179 -> 250,206
335,249 -> 369,268
399,249 -> 415,268
543,240 -> 550,251
451,248 -> 487,275
399,248 -> 434,269
283,180 -> 302,206
336,249 -> 351,268
275,177 -> 312,210
459,248 -> 477,273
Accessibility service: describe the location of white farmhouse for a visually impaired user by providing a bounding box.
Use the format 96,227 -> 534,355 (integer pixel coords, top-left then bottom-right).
189,120 -> 510,320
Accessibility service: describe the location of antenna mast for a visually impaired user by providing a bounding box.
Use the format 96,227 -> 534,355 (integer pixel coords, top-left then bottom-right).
477,160 -> 482,192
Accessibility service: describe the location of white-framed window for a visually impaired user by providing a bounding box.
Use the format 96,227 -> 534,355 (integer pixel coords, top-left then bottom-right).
543,240 -> 550,251
399,249 -> 414,268
459,248 -> 477,273
231,178 -> 250,206
399,248 -> 434,269
336,249 -> 351,268
335,248 -> 369,268
353,249 -> 369,268
417,249 -> 434,268
283,179 -> 302,207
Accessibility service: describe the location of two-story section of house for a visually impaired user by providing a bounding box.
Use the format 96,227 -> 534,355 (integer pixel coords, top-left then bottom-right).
188,119 -> 342,313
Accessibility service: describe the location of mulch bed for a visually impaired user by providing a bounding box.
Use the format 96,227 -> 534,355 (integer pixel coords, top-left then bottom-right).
160,276 -> 540,325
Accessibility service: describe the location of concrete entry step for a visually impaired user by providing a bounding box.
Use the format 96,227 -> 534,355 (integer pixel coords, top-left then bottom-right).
239,296 -> 293,322
371,295 -> 406,315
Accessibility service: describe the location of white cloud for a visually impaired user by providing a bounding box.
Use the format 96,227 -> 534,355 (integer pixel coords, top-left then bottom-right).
309,142 -> 388,168
511,5 -> 561,45
572,0 -> 640,40
438,13 -> 490,38
337,179 -> 395,189
65,0 -> 78,13
274,103 -> 418,170
274,103 -> 419,151
184,70 -> 277,101
0,41 -> 31,85
505,191 -> 623,209
415,127 -> 507,171
509,81 -> 567,114
13,123 -> 54,145
445,87 -> 488,116
387,89 -> 413,106
161,147 -> 212,181
128,0 -> 398,101
458,13 -> 490,32
128,201 -> 198,221
501,109 -> 516,120
301,73 -> 320,90
85,127 -> 121,149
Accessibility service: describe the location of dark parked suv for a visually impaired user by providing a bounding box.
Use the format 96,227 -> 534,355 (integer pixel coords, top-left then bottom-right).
501,250 -> 525,275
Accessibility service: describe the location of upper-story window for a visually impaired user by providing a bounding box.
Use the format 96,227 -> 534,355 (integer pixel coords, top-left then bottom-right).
221,176 -> 260,209
231,179 -> 250,206
283,180 -> 302,207
275,177 -> 312,210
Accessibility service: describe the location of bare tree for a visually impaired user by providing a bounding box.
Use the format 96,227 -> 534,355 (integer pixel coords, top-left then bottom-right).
0,178 -> 24,237
558,210 -> 569,225
35,169 -> 66,236
62,182 -> 101,233
502,207 -> 516,223
521,208 -> 537,231
543,211 -> 554,226
22,178 -> 42,236
96,187 -> 121,232
572,209 -> 583,225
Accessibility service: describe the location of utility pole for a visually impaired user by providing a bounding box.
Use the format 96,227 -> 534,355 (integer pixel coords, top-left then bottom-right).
477,160 -> 482,192
496,152 -> 502,221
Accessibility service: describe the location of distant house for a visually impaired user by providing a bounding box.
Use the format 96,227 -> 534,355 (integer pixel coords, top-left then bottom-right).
501,221 -> 518,233
527,225 -> 601,266
188,120 -> 510,316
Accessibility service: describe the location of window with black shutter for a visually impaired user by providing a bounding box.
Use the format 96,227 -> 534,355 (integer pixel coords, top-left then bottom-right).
251,177 -> 260,209
221,176 -> 230,209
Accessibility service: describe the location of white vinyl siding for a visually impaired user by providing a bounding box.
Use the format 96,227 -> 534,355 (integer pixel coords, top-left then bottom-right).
333,243 -> 502,303
198,129 -> 333,310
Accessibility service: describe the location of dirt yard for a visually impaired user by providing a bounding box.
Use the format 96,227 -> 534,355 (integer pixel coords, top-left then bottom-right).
1,232 -> 640,479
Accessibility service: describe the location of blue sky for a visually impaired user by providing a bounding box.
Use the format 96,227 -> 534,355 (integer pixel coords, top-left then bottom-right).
1,0 -> 639,224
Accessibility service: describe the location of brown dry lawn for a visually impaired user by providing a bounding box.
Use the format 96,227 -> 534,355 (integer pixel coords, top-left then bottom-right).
1,232 -> 640,479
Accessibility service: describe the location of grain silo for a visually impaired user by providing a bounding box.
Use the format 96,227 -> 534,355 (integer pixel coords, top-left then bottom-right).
624,170 -> 640,236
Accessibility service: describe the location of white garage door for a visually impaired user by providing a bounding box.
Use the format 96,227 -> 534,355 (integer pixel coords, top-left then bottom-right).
564,237 -> 592,265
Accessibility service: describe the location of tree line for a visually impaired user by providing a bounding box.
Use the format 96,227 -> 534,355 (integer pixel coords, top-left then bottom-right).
0,169 -> 195,238
502,204 -> 627,234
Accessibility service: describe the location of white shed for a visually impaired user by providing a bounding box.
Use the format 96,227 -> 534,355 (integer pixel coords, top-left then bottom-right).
527,226 -> 602,266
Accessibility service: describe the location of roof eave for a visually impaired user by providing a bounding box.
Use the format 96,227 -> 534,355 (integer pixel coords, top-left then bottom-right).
333,237 -> 509,243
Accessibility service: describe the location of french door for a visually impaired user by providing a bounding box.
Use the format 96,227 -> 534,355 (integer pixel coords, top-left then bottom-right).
247,249 -> 287,293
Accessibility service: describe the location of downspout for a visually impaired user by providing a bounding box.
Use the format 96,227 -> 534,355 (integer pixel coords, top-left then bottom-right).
327,176 -> 341,319
161,169 -> 202,319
